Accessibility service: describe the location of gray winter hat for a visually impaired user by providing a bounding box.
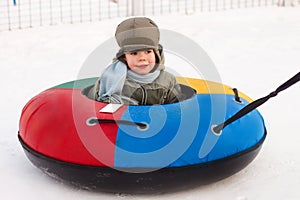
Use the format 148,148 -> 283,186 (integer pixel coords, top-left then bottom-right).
115,17 -> 160,54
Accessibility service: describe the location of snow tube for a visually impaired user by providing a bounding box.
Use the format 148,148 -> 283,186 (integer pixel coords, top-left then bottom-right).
18,77 -> 266,193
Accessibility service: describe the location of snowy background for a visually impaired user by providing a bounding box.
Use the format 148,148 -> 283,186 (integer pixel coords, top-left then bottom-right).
1,6 -> 300,200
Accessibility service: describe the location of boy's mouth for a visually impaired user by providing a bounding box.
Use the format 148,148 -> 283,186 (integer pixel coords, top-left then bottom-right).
137,64 -> 149,68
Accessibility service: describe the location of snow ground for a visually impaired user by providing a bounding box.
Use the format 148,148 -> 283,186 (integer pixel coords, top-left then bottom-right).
0,6 -> 300,200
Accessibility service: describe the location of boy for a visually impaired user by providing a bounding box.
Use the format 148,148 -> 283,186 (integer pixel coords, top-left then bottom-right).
93,17 -> 182,105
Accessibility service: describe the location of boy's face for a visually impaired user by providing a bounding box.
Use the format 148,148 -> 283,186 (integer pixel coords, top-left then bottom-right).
124,49 -> 156,75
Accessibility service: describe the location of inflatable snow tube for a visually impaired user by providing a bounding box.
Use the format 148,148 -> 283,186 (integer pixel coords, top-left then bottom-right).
18,77 -> 266,193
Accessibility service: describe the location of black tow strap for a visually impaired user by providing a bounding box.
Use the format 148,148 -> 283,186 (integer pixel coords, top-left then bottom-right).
213,71 -> 300,134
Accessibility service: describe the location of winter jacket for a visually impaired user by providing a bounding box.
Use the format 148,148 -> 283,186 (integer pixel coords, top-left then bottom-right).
91,71 -> 183,105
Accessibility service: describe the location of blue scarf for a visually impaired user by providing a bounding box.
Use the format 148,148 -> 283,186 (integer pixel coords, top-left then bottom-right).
98,61 -> 160,104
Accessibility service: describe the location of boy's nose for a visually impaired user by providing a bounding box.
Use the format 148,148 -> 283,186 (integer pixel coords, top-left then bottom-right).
137,52 -> 147,59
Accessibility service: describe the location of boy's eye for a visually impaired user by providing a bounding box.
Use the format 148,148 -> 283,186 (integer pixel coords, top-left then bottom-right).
130,51 -> 138,55
146,50 -> 153,54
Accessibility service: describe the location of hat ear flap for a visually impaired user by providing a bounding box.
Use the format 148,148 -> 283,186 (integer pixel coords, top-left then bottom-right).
157,44 -> 165,65
150,44 -> 165,73
117,54 -> 127,65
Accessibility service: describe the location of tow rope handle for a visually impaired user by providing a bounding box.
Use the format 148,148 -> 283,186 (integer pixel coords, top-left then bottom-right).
213,71 -> 300,134
86,117 -> 148,129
